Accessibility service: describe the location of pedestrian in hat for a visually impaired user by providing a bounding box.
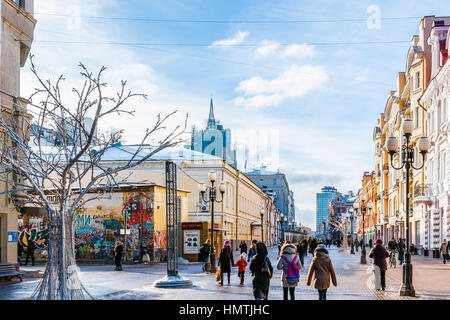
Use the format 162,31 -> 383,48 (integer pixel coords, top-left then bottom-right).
114,240 -> 123,271
368,239 -> 389,291
247,240 -> 258,262
233,252 -> 248,285
306,244 -> 337,300
218,240 -> 234,286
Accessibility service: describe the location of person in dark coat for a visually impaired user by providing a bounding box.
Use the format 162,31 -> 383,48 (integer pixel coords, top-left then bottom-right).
397,239 -> 405,265
25,241 -> 36,266
310,238 -> 318,253
302,239 -> 308,256
296,239 -> 306,266
247,240 -> 257,262
114,240 -> 123,271
218,240 -> 234,286
369,239 -> 373,249
250,242 -> 273,300
198,239 -> 211,272
368,239 -> 389,291
17,242 -> 24,266
239,240 -> 248,254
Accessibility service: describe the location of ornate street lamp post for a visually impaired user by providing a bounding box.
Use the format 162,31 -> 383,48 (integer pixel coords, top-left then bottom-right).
199,170 -> 226,273
354,195 -> 367,264
386,118 -> 431,297
260,203 -> 265,243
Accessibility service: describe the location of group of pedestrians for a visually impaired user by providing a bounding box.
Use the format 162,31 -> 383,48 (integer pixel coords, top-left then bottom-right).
209,238 -> 337,300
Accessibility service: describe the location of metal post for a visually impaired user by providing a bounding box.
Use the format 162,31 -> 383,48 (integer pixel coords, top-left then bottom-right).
361,205 -> 367,264
154,161 -> 192,288
400,134 -> 415,296
210,184 -> 216,273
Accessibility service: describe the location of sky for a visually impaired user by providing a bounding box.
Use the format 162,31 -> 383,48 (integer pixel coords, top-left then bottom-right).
21,0 -> 450,230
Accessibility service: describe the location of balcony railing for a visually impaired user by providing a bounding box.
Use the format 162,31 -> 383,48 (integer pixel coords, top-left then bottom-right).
414,184 -> 431,197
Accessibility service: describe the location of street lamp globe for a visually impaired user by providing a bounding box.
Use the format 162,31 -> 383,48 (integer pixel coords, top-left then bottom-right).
402,119 -> 414,136
418,136 -> 431,153
386,136 -> 399,155
208,170 -> 217,183
360,193 -> 366,202
284,217 -> 287,222
219,182 -> 226,194
199,183 -> 207,193
353,201 -> 359,209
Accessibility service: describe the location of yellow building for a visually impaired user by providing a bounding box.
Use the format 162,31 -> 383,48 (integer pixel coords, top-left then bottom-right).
96,146 -> 272,252
0,0 -> 36,263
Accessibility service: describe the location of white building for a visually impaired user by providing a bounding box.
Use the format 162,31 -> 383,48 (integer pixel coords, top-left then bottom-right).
420,21 -> 450,254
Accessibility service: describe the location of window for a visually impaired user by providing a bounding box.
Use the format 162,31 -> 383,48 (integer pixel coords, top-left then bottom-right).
416,72 -> 421,89
415,108 -> 420,128
444,99 -> 447,122
14,0 -> 25,9
273,179 -> 277,185
438,101 -> 442,127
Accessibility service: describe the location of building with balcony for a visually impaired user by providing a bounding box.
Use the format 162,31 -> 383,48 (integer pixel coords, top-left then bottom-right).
420,19 -> 450,254
0,0 -> 36,263
372,16 -> 450,254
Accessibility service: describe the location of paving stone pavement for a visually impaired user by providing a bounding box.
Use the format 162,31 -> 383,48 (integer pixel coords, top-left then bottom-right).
1,245 -> 448,300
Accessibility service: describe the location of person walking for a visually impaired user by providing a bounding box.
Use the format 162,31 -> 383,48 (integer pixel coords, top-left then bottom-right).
303,239 -> 308,256
350,238 -> 355,255
440,239 -> 449,264
306,244 -> 337,300
277,243 -> 302,300
239,240 -> 248,254
114,240 -> 123,271
233,253 -> 248,285
368,239 -> 389,291
250,242 -> 273,300
397,238 -> 405,265
369,239 -> 373,249
24,240 -> 36,266
310,238 -> 318,254
199,239 -> 211,272
247,240 -> 257,262
296,239 -> 306,266
17,242 -> 24,266
355,239 -> 360,252
218,240 -> 234,286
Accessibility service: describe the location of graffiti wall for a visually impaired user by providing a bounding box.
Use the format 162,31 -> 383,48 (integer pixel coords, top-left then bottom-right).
18,217 -> 49,261
18,190 -> 169,263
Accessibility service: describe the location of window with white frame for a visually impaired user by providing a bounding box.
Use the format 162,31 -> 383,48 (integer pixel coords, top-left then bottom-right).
416,72 -> 421,89
415,108 -> 420,128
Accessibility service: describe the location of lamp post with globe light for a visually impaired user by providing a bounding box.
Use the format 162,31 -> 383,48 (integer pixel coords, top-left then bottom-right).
385,118 -> 430,297
199,170 -> 226,273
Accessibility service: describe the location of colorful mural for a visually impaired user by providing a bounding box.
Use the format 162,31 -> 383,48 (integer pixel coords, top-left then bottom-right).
18,217 -> 49,260
18,190 -> 171,263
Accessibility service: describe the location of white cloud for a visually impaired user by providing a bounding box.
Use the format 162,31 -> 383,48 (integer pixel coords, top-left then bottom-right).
209,31 -> 249,47
280,43 -> 316,59
234,65 -> 327,109
255,40 -> 281,57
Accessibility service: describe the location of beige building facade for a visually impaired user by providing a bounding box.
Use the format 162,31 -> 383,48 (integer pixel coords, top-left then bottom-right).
0,0 -> 35,263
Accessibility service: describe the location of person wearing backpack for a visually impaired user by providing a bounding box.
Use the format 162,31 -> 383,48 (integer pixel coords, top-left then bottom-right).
306,244 -> 337,300
250,242 -> 273,300
277,243 -> 302,300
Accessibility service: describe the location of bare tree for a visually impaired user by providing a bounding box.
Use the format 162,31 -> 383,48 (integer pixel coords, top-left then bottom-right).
327,216 -> 349,250
0,56 -> 188,300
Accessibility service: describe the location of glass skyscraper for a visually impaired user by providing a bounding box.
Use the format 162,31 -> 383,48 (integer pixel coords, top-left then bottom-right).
316,186 -> 338,234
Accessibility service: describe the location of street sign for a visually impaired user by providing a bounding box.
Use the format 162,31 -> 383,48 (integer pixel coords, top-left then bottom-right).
8,232 -> 18,242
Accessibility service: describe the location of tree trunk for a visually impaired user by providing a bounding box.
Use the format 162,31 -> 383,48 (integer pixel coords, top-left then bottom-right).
32,210 -> 92,300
